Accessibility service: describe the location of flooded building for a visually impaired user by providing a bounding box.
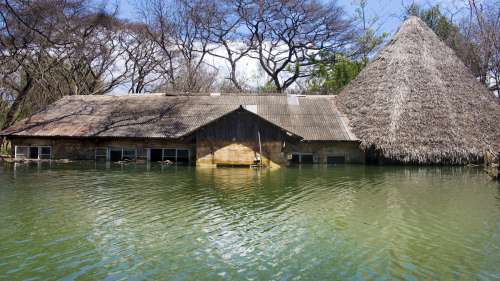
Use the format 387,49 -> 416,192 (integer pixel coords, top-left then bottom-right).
0,94 -> 364,167
3,17 -> 498,167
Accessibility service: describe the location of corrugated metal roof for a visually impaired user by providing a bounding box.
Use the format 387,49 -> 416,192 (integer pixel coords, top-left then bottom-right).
0,94 -> 359,141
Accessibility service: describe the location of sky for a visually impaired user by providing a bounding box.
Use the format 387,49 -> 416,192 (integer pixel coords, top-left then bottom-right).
115,0 -> 469,37
342,0 -> 469,34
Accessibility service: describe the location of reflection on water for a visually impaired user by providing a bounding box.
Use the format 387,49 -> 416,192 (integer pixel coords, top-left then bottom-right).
0,163 -> 499,280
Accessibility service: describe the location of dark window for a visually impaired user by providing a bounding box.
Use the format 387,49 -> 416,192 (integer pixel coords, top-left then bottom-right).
327,156 -> 345,164
122,149 -> 136,160
39,147 -> 51,159
163,149 -> 176,162
110,149 -> 122,162
15,146 -> 29,159
95,148 -> 108,161
290,153 -> 313,164
29,147 -> 39,159
150,149 -> 163,162
177,149 -> 189,165
41,147 -> 51,155
301,154 -> 314,164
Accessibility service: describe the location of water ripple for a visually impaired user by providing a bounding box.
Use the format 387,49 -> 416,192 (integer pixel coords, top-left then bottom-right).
0,164 -> 499,280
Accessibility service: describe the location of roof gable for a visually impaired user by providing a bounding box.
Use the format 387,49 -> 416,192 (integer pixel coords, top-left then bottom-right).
187,105 -> 303,140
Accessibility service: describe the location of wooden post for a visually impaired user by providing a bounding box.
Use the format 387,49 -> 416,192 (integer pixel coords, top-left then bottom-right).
256,130 -> 263,167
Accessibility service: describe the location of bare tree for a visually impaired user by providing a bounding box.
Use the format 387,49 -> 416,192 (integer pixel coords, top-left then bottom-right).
137,0 -> 177,90
120,22 -> 162,93
44,13 -> 131,97
199,0 -> 254,91
138,0 -> 217,92
0,1 -> 132,131
235,0 -> 356,92
467,0 -> 500,94
353,0 -> 387,63
0,0 -> 71,129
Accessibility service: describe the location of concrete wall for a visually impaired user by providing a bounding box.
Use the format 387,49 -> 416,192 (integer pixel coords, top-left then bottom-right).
195,140 -> 364,167
284,141 -> 365,164
10,137 -> 195,162
9,137 -> 364,165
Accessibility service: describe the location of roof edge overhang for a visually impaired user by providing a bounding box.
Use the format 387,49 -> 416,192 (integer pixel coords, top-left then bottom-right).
300,139 -> 362,143
2,135 -> 189,141
1,102 -> 357,142
1,106 -> 305,141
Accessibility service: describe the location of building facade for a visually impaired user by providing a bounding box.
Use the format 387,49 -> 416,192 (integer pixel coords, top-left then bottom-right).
2,94 -> 364,167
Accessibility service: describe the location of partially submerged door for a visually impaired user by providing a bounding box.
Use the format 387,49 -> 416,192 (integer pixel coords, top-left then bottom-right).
29,147 -> 39,159
290,153 -> 313,164
176,149 -> 190,165
110,149 -> 122,162
327,156 -> 345,164
150,149 -> 163,162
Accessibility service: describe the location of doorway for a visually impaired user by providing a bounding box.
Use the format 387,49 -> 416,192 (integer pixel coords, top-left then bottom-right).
150,149 -> 163,162
29,147 -> 39,159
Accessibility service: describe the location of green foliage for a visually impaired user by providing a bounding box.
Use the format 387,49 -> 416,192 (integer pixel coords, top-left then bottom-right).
407,5 -> 458,44
0,141 -> 11,155
353,0 -> 388,60
356,29 -> 389,59
307,53 -> 365,95
258,80 -> 278,93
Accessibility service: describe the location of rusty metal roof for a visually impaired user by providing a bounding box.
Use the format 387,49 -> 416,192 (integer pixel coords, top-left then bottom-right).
0,94 -> 359,141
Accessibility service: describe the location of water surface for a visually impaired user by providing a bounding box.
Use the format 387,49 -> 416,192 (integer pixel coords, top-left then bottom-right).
0,163 -> 499,280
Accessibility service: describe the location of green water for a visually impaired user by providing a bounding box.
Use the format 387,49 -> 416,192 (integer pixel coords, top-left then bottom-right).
0,163 -> 499,280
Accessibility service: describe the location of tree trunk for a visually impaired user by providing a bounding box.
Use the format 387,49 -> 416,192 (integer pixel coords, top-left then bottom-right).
2,75 -> 33,130
229,62 -> 242,91
272,76 -> 282,93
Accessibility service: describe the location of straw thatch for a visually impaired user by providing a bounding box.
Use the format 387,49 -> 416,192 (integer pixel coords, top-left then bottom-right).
336,16 -> 500,164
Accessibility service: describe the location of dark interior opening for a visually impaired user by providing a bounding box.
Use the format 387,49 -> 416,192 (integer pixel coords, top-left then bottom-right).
176,149 -> 189,165
41,147 -> 51,155
291,154 -> 300,164
39,147 -> 51,159
301,154 -> 314,164
163,149 -> 176,162
150,149 -> 163,162
29,147 -> 39,159
110,150 -> 122,162
327,156 -> 345,164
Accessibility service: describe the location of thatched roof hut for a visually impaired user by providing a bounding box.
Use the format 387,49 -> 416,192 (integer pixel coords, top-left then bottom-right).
336,16 -> 500,164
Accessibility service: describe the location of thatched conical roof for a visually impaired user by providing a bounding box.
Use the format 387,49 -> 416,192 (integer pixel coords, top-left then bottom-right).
336,16 -> 500,164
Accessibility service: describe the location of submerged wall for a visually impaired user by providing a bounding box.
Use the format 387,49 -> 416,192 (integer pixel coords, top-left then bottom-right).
9,137 -> 195,162
9,137 -> 364,166
285,141 -> 365,164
